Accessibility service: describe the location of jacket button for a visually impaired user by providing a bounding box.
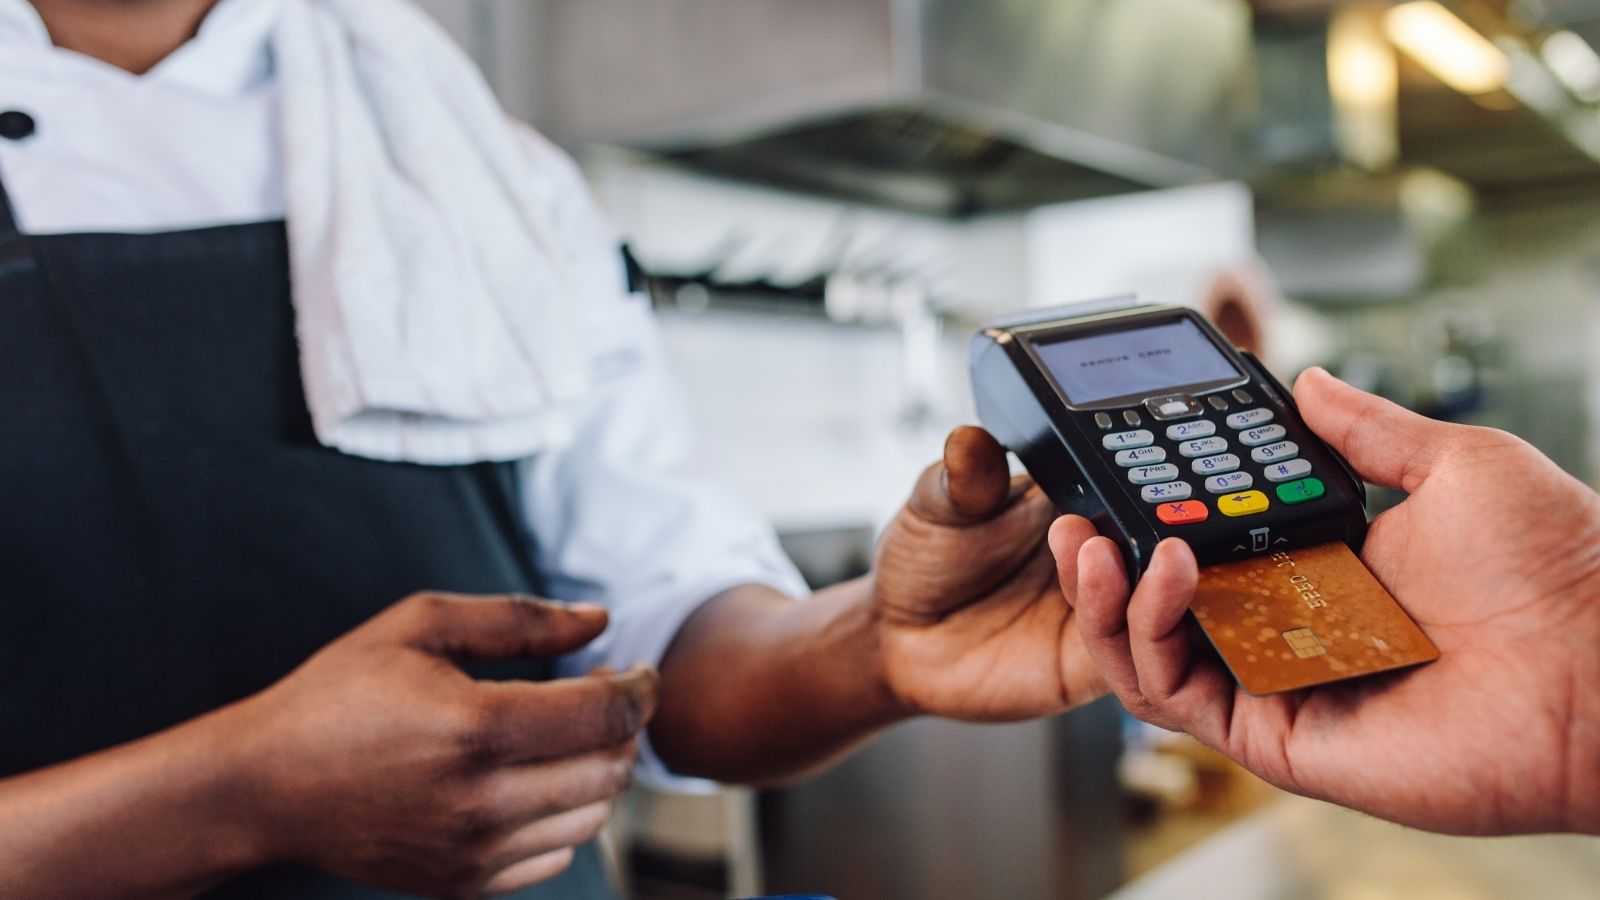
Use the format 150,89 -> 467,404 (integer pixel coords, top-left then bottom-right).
0,110 -> 36,141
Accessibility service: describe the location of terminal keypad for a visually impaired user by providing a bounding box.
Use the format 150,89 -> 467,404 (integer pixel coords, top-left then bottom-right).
1097,398 -> 1322,527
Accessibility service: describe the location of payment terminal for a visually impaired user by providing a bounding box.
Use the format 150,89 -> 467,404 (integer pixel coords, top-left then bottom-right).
970,297 -> 1439,694
969,297 -> 1368,584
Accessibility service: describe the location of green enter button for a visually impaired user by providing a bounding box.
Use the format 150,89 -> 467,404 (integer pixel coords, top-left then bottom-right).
1275,477 -> 1325,505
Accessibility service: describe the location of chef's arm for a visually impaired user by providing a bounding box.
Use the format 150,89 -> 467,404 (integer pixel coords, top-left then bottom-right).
0,595 -> 655,900
0,704 -> 262,899
649,579 -> 906,784
650,427 -> 1109,784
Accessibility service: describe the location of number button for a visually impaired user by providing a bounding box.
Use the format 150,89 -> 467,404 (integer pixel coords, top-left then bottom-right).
1238,424 -> 1287,447
1129,464 -> 1179,485
1165,420 -> 1217,441
1191,453 -> 1241,475
1156,500 -> 1209,525
1250,441 -> 1299,464
1115,446 -> 1167,467
1178,437 -> 1229,458
1263,459 -> 1313,483
1103,429 -> 1154,450
1205,471 -> 1253,494
1140,481 -> 1193,503
1225,408 -> 1274,429
1217,490 -> 1270,517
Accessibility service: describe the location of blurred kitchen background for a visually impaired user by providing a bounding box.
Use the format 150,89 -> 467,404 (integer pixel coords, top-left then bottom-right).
417,2 -> 1600,898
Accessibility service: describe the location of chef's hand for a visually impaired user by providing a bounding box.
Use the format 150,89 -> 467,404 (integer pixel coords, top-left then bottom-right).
1053,368 -> 1600,836
234,594 -> 655,896
872,426 -> 1103,721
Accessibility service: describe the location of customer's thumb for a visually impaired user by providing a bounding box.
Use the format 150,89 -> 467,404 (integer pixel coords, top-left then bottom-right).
1293,367 -> 1450,493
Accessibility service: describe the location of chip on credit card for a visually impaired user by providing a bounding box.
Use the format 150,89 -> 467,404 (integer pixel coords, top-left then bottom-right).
1191,542 -> 1438,695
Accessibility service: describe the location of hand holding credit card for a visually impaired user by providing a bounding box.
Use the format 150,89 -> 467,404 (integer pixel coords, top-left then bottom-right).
1051,367 -> 1600,837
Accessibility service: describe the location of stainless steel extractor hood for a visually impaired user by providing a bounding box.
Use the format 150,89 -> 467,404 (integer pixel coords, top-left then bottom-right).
531,0 -> 1255,216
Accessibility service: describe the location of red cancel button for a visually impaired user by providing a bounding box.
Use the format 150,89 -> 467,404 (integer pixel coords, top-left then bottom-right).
1156,500 -> 1209,525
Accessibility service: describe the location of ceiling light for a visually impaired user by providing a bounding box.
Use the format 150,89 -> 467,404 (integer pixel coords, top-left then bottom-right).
1385,1 -> 1510,94
1328,6 -> 1399,169
1331,15 -> 1399,108
1541,30 -> 1600,103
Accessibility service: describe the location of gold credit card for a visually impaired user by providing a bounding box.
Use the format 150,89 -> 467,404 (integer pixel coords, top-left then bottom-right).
1192,542 -> 1439,695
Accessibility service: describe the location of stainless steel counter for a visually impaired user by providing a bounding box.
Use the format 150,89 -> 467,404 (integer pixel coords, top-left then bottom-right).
1109,796 -> 1600,900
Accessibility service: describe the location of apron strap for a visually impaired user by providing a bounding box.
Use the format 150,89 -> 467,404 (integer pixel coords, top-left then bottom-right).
0,165 -> 36,278
0,165 -> 18,237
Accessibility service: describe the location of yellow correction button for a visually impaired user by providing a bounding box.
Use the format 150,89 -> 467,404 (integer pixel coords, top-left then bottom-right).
1217,490 -> 1269,517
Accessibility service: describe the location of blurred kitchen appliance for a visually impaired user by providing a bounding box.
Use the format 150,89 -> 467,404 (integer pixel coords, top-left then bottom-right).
532,0 -> 1251,216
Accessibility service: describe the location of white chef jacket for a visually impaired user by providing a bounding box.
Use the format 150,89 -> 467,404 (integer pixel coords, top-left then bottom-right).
0,0 -> 809,785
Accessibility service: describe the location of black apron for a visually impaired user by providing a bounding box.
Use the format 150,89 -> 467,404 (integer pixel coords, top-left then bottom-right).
0,176 -> 615,900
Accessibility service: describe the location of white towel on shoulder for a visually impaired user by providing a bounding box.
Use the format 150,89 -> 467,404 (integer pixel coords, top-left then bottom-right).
271,0 -> 622,464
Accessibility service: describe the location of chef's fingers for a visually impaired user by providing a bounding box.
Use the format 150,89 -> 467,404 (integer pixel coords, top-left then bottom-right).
471,667 -> 657,763
474,741 -> 639,825
380,592 -> 609,660
480,848 -> 577,896
478,800 -> 614,877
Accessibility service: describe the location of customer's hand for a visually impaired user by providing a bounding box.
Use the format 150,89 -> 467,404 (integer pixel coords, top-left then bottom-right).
872,426 -> 1103,721
1053,367 -> 1600,836
232,594 -> 655,896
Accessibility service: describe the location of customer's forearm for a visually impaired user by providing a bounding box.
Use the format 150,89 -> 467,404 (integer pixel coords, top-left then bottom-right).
650,579 -> 911,784
0,703 -> 267,900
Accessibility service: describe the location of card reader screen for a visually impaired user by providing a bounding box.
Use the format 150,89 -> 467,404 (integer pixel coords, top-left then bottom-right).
1035,319 -> 1239,405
